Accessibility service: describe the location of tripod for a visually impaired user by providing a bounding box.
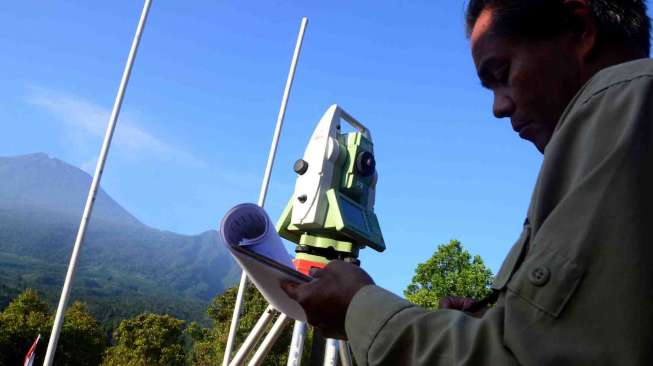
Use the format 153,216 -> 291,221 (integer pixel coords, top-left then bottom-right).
224,263 -> 354,366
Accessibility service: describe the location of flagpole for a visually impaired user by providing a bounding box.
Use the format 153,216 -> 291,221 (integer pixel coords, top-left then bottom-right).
42,1 -> 152,364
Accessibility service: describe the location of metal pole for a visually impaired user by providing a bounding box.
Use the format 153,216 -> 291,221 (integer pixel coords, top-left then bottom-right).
286,321 -> 307,366
338,340 -> 353,366
324,339 -> 339,366
224,272 -> 250,366
247,314 -> 291,366
42,1 -> 152,365
228,305 -> 278,366
257,16 -> 308,207
223,16 -> 308,366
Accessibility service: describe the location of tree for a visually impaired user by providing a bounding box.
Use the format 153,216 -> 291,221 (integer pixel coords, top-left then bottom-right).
0,288 -> 50,366
404,239 -> 494,309
0,289 -> 106,366
188,285 -> 302,366
58,302 -> 107,365
102,313 -> 186,366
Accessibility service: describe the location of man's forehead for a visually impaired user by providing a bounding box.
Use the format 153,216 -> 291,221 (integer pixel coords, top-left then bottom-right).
471,8 -> 495,44
470,8 -> 496,61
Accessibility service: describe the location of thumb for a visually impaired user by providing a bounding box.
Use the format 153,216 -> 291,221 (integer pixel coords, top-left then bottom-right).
280,280 -> 300,300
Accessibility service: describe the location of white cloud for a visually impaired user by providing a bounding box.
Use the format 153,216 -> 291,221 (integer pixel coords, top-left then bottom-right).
25,86 -> 205,167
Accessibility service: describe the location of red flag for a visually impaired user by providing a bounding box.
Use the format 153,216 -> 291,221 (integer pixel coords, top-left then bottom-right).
23,334 -> 41,366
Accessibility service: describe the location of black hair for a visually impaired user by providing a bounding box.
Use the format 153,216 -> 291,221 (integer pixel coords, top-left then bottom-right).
465,0 -> 651,56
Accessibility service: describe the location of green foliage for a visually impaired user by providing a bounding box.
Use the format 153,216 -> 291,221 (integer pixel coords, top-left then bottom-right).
0,224 -> 232,328
0,289 -> 106,366
0,232 -> 223,330
0,289 -> 51,366
0,283 -> 22,311
404,240 -> 494,309
188,285 -> 303,366
58,302 -> 107,365
102,313 -> 186,366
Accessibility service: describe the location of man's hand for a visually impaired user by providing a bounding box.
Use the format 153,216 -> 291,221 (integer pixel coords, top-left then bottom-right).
438,296 -> 486,317
280,260 -> 374,339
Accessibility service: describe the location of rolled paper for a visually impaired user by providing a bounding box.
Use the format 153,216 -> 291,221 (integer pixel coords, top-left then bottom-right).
220,203 -> 294,268
219,203 -> 308,321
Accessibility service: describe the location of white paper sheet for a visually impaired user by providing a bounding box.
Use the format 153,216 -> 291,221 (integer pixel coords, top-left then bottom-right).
220,203 -> 310,322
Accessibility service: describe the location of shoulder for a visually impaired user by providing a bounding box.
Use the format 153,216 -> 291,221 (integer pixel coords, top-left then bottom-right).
555,58 -> 653,135
542,59 -> 653,202
577,58 -> 653,104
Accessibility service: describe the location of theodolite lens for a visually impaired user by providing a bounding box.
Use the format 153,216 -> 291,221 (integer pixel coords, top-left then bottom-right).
356,151 -> 375,176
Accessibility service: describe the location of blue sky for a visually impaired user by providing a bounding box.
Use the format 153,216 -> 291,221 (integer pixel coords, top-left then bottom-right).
0,1 -> 545,295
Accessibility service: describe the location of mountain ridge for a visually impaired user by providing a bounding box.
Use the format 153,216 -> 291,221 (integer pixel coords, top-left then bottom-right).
0,152 -> 141,227
0,152 -> 239,325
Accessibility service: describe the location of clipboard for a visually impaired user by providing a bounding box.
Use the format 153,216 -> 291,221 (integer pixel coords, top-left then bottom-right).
231,244 -> 312,282
229,244 -> 312,322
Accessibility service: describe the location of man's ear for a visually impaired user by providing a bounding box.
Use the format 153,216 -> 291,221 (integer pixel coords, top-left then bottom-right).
563,0 -> 598,62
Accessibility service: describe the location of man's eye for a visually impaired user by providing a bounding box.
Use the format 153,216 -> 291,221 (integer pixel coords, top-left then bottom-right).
494,65 -> 509,84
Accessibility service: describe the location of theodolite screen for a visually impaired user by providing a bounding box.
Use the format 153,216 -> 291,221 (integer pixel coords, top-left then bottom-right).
339,196 -> 368,233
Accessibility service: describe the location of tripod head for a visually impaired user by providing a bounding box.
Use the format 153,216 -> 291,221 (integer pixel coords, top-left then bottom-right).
277,105 -> 384,274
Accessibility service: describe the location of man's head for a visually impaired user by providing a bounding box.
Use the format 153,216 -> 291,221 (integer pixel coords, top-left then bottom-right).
467,0 -> 650,152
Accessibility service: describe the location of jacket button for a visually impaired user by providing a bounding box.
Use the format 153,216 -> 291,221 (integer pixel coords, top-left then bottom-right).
528,266 -> 550,286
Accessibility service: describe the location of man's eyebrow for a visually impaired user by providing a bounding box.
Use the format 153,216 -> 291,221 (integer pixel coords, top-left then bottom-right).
478,62 -> 491,89
477,58 -> 500,89
478,71 -> 492,89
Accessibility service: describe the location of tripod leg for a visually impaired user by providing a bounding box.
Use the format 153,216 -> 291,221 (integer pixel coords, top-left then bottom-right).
309,328 -> 325,365
247,313 -> 290,366
224,273 -> 249,366
323,339 -> 339,366
287,321 -> 307,366
229,305 -> 277,366
337,340 -> 352,366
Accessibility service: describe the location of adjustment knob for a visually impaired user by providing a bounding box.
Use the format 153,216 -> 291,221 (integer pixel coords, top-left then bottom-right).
355,151 -> 375,177
294,159 -> 309,175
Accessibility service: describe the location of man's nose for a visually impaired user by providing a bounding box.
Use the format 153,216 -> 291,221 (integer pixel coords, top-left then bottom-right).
493,92 -> 515,118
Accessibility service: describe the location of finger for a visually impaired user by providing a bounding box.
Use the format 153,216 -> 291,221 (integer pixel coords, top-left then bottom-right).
310,267 -> 326,278
280,280 -> 300,300
438,296 -> 455,309
325,259 -> 346,270
461,299 -> 479,312
439,296 -> 468,310
283,281 -> 319,306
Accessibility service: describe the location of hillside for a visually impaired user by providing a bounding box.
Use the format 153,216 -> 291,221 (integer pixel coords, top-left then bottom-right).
0,153 -> 239,326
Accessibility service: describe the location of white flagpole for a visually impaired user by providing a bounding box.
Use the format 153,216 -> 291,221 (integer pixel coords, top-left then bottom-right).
222,16 -> 308,366
42,1 -> 153,364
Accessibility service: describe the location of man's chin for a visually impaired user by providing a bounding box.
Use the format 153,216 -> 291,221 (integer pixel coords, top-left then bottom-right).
533,139 -> 546,153
518,126 -> 551,154
531,133 -> 551,154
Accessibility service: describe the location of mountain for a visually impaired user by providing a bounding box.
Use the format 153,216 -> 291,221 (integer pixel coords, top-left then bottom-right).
0,153 -> 239,326
0,153 -> 140,227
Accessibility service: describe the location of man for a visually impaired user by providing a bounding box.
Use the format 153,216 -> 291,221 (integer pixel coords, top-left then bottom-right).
282,0 -> 653,364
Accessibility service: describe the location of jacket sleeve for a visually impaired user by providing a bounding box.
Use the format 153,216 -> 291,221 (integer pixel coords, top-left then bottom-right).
345,285 -> 519,366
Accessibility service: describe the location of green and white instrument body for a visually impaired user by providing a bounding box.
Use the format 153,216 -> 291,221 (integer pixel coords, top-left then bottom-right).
277,104 -> 385,265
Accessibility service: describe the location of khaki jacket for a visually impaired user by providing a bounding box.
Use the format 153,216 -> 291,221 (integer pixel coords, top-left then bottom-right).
345,58 -> 653,365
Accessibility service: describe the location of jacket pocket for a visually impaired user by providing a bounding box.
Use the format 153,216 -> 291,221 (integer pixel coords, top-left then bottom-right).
492,225 -> 530,290
507,248 -> 584,317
